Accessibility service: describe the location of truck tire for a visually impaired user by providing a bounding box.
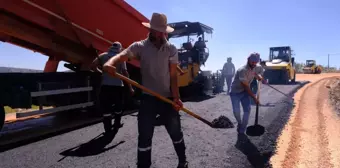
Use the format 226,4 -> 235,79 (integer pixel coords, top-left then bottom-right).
282,70 -> 289,85
278,70 -> 289,85
0,106 -> 5,131
317,68 -> 322,74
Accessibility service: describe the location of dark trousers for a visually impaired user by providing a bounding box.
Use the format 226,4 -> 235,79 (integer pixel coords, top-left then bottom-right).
137,94 -> 186,168
225,75 -> 233,93
99,85 -> 124,132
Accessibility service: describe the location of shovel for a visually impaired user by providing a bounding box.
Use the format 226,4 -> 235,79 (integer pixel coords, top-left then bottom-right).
101,66 -> 233,129
246,82 -> 265,136
265,83 -> 292,99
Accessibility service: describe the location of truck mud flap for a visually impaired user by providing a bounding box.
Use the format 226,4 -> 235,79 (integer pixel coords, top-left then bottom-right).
0,106 -> 5,131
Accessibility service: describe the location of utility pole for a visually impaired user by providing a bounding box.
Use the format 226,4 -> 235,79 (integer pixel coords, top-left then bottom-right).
327,53 -> 340,72
328,54 -> 330,72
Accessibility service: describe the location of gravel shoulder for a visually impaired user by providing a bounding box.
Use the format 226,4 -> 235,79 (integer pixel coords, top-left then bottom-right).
0,82 -> 307,168
270,73 -> 340,168
329,77 -> 340,115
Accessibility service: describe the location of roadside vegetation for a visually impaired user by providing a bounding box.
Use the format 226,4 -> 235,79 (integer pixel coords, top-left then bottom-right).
4,105 -> 41,114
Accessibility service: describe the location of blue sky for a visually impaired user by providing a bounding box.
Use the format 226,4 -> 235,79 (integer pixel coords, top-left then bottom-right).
1,0 -> 340,71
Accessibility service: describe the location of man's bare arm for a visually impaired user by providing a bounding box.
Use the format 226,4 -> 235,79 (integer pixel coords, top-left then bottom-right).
104,51 -> 128,67
90,58 -> 99,71
222,63 -> 226,72
122,68 -> 133,91
239,70 -> 256,99
253,67 -> 264,81
90,54 -> 104,72
241,81 -> 256,99
255,74 -> 263,81
103,49 -> 138,76
170,63 -> 180,99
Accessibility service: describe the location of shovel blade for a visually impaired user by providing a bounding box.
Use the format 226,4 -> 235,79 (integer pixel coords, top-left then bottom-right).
246,125 -> 265,136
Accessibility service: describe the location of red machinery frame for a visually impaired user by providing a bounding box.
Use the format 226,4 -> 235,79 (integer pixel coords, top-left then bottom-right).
0,0 -> 149,72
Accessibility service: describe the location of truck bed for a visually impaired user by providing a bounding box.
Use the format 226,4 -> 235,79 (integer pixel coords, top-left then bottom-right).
0,0 -> 149,67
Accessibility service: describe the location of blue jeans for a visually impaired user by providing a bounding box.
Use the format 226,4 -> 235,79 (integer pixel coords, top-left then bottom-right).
230,91 -> 251,133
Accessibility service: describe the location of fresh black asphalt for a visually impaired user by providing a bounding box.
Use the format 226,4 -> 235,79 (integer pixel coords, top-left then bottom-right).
0,81 -> 308,168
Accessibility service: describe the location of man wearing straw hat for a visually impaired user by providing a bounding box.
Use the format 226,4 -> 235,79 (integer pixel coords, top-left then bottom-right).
103,13 -> 188,168
229,52 -> 267,134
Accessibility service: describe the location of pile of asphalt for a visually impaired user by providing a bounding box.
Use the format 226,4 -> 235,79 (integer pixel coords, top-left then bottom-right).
211,115 -> 234,128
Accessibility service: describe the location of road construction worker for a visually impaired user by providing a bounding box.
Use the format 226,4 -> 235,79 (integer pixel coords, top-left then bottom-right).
222,57 -> 236,93
194,37 -> 206,49
229,53 -> 267,134
90,42 -> 134,135
103,13 -> 188,168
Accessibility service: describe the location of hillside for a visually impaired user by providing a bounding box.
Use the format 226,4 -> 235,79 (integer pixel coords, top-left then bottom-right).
0,67 -> 43,73
0,67 -> 74,73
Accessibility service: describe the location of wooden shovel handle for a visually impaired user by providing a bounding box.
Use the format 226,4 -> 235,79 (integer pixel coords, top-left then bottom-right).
103,66 -> 214,127
257,82 -> 261,99
255,81 -> 261,125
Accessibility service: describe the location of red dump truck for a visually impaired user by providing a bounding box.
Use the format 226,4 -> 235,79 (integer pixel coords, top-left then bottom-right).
0,0 -> 151,130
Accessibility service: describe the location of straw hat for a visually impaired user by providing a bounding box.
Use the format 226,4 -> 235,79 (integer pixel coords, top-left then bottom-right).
142,13 -> 174,33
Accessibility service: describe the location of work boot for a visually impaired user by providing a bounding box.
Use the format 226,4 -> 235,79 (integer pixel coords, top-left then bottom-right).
137,150 -> 152,168
177,161 -> 188,168
237,124 -> 245,134
103,117 -> 112,133
236,124 -> 240,133
174,141 -> 187,166
113,113 -> 124,129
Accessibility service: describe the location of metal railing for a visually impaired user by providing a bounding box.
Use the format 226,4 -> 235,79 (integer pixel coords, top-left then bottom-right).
16,77 -> 94,118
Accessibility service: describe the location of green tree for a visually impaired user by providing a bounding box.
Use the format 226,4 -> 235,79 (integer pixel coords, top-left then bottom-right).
294,62 -> 305,73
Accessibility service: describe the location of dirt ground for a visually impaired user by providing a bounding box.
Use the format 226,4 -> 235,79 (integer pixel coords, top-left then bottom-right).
270,73 -> 340,168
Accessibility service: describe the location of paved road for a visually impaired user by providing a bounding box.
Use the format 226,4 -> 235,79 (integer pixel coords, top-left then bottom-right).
0,82 -> 307,168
